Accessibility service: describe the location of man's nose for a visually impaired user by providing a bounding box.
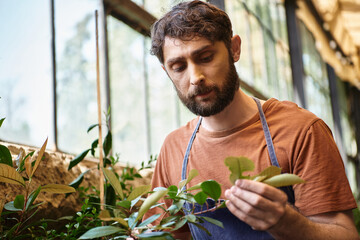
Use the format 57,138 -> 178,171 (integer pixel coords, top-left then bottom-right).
189,64 -> 205,85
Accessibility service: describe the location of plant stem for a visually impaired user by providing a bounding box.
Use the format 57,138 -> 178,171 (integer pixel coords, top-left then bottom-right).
193,202 -> 222,215
14,183 -> 30,235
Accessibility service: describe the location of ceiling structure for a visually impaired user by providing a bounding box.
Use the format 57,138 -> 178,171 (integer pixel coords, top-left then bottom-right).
103,0 -> 360,89
297,0 -> 360,89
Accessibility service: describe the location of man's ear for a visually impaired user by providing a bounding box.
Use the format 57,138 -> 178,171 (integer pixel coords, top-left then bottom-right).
231,35 -> 241,62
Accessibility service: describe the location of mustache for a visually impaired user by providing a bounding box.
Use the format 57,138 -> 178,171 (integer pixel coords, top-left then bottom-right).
188,85 -> 216,98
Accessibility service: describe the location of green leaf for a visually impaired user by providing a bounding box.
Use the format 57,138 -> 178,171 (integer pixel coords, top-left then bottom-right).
14,148 -> 25,170
0,145 -> 12,167
113,217 -> 129,228
90,139 -> 98,156
201,180 -> 221,202
172,218 -> 187,231
186,183 -> 201,191
4,201 -> 22,211
117,200 -> 131,209
167,205 -> 178,216
136,231 -> 175,239
69,170 -> 89,189
127,185 -> 151,202
31,137 -> 48,177
79,226 -> 123,239
102,167 -> 124,200
68,149 -> 90,170
131,196 -> 142,208
136,189 -> 168,221
40,184 -> 76,194
128,212 -> 139,229
167,185 -> 178,198
179,169 -> 199,190
0,117 -> 5,127
26,186 -> 41,210
252,166 -> 282,181
99,210 -> 129,228
201,216 -> 224,228
194,191 -> 207,205
185,214 -> 196,223
0,163 -> 25,186
18,152 -> 33,172
224,156 -> 255,184
190,222 -> 212,236
263,173 -> 305,187
103,131 -> 112,156
161,216 -> 178,225
87,123 -> 99,133
138,213 -> 161,228
14,195 -> 24,210
153,187 -> 167,192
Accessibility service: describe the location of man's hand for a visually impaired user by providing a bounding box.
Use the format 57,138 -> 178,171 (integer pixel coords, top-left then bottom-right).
225,179 -> 359,239
224,179 -> 288,231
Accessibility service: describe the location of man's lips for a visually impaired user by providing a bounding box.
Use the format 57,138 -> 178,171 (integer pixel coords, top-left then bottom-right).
195,89 -> 213,98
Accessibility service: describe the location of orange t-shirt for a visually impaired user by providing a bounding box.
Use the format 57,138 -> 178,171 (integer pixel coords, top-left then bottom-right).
145,98 -> 356,225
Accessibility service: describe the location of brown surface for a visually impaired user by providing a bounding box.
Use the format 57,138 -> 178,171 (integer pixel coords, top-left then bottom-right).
0,141 -> 153,222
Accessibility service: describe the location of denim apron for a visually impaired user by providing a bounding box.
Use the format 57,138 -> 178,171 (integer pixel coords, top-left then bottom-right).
181,98 -> 295,240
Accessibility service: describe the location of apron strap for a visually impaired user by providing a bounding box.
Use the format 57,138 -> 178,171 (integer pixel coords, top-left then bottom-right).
181,117 -> 203,184
181,98 -> 281,181
252,98 -> 280,168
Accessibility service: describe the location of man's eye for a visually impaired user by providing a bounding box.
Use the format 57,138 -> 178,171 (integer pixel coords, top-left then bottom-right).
200,54 -> 213,62
172,64 -> 186,72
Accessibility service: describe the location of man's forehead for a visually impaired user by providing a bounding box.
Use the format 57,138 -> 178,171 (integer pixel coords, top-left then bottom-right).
163,36 -> 212,48
163,36 -> 215,63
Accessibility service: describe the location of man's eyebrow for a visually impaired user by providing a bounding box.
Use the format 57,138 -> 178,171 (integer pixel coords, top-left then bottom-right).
166,56 -> 185,66
191,44 -> 213,56
165,44 -> 214,66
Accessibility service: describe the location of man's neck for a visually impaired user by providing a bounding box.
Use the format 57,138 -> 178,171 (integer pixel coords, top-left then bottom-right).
200,89 -> 260,132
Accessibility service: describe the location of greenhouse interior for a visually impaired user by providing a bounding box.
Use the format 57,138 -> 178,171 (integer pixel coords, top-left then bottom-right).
1,0 -> 360,238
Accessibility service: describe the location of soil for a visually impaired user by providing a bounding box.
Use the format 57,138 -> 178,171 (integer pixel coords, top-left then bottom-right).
0,141 -> 153,223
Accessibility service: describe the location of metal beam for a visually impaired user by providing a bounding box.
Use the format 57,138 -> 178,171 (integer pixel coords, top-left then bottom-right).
327,63 -> 347,165
284,0 -> 306,108
100,2 -> 111,130
103,0 -> 156,37
50,0 -> 58,151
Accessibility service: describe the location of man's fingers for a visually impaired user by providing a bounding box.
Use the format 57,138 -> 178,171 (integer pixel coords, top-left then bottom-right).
226,200 -> 277,231
235,179 -> 288,203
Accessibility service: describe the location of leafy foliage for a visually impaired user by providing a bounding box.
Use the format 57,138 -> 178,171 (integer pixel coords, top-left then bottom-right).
224,156 -> 305,187
0,113 -> 307,240
0,135 -> 75,239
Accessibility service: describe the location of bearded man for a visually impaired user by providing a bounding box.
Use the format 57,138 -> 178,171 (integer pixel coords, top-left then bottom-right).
144,1 -> 358,239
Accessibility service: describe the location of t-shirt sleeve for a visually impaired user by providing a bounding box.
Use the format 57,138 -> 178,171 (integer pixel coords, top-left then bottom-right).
292,119 -> 357,216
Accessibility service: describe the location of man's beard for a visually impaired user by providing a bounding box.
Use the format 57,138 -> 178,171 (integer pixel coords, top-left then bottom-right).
175,60 -> 240,117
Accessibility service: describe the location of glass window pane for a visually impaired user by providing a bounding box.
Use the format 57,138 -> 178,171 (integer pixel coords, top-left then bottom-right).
299,21 -> 334,130
108,17 -> 147,165
145,38 -> 192,157
0,0 -> 53,148
226,0 -> 292,101
55,0 -> 100,153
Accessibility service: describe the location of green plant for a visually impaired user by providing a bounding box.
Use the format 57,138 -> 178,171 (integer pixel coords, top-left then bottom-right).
44,198 -> 102,239
0,135 -> 76,239
224,156 -> 305,187
353,206 -> 360,234
78,168 -> 224,239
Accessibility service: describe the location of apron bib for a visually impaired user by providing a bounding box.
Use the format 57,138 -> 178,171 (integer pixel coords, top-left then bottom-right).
181,98 -> 294,240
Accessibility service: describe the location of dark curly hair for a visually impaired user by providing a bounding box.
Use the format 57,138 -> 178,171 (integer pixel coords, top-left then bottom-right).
150,1 -> 233,64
